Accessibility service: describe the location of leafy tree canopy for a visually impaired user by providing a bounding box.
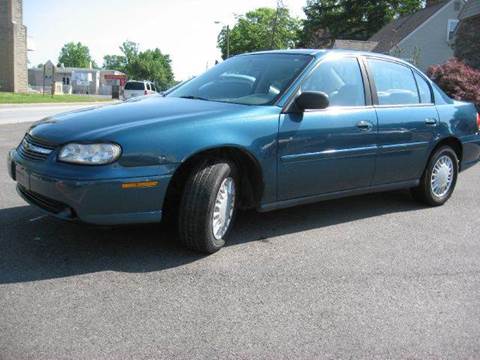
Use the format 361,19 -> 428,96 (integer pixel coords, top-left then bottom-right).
454,18 -> 480,70
103,55 -> 127,71
103,41 -> 174,90
58,42 -> 95,68
300,0 -> 423,48
217,7 -> 301,59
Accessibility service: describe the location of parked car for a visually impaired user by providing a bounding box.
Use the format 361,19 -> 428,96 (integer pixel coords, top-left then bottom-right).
7,50 -> 480,253
123,80 -> 157,100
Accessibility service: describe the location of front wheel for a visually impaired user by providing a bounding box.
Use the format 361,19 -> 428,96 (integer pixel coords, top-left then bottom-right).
411,146 -> 459,206
178,161 -> 237,253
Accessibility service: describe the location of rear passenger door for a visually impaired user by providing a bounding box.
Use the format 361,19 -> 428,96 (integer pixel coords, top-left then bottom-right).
365,58 -> 438,185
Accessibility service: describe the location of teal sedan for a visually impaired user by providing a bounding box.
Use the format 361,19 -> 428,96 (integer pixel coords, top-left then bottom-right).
7,50 -> 480,253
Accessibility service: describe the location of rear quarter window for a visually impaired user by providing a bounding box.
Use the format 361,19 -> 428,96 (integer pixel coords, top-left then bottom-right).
431,82 -> 454,105
414,72 -> 433,104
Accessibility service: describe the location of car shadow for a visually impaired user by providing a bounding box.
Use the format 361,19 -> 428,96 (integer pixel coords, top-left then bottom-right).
0,190 -> 425,284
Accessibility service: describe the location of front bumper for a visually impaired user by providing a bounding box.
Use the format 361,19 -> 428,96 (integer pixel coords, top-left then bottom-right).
7,149 -> 173,225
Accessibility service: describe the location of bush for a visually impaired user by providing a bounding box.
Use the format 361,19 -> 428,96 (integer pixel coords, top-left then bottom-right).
427,58 -> 480,104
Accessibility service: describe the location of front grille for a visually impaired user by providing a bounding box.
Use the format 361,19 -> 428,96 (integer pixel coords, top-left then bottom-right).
17,185 -> 69,214
17,134 -> 56,161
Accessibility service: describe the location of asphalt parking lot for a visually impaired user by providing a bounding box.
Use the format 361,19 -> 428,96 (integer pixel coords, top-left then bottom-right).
1,118 -> 480,359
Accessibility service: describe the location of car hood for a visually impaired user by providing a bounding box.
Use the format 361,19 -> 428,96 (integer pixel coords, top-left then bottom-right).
28,96 -> 252,144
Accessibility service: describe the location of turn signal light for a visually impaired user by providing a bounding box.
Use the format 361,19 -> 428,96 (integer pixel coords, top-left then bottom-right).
122,181 -> 159,189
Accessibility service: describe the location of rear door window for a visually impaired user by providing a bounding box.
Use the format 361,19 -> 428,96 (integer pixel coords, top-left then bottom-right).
368,59 -> 420,106
125,82 -> 145,91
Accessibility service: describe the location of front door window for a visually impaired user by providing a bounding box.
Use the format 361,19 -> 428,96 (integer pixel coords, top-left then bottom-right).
302,57 -> 366,107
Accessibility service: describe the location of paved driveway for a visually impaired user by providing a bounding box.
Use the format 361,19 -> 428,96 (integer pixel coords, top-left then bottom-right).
1,121 -> 479,359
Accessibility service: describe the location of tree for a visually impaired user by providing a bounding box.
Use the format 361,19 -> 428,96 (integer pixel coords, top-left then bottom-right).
58,42 -> 94,68
454,18 -> 480,70
128,49 -> 174,90
103,55 -> 127,71
217,7 -> 301,59
103,41 -> 174,90
102,41 -> 139,72
300,0 -> 423,48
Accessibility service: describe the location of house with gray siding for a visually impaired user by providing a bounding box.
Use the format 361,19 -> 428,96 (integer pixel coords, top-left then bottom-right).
369,0 -> 465,71
458,0 -> 480,19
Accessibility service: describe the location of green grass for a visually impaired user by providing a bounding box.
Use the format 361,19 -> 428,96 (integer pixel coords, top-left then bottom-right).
0,92 -> 112,104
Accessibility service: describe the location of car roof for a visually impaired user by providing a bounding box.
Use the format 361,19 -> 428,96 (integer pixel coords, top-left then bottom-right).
126,80 -> 152,83
241,49 -> 413,66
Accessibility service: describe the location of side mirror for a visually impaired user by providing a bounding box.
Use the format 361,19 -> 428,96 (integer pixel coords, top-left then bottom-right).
293,91 -> 330,112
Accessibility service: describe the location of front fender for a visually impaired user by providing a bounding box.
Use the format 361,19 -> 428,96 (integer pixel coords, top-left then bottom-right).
115,105 -> 282,203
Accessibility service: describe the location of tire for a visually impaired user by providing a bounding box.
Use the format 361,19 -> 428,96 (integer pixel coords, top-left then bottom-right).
411,146 -> 459,206
178,160 -> 238,253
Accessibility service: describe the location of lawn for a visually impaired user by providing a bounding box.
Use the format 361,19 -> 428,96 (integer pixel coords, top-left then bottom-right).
0,92 -> 112,104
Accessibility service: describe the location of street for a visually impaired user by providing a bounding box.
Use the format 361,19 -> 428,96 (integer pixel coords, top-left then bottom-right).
0,103 -> 109,126
1,118 -> 480,359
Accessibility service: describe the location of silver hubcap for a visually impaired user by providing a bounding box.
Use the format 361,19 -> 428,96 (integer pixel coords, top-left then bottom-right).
212,177 -> 236,240
431,155 -> 454,198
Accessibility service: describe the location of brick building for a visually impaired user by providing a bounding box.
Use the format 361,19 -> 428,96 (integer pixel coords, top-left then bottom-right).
0,0 -> 28,93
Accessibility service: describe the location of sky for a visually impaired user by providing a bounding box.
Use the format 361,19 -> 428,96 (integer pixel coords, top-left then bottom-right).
24,0 -> 307,81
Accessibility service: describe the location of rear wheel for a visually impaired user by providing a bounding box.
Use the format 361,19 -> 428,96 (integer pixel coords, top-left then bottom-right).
178,160 -> 237,253
411,146 -> 458,206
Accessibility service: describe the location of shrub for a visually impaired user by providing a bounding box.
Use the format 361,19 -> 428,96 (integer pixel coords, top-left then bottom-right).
427,58 -> 480,104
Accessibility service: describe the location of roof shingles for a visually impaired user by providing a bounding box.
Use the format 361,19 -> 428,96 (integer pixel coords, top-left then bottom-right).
369,0 -> 450,52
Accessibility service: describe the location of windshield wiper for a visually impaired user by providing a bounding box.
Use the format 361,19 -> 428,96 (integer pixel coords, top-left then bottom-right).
179,95 -> 209,101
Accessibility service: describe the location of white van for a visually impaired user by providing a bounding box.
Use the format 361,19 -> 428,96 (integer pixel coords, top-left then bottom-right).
123,80 -> 157,100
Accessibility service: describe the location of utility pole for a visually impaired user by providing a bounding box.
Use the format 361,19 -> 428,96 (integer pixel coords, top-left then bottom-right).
51,66 -> 55,98
42,64 -> 46,96
270,0 -> 284,49
226,25 -> 230,58
215,21 -> 231,59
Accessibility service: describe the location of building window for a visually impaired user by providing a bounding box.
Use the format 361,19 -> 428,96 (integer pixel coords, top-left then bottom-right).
447,19 -> 459,42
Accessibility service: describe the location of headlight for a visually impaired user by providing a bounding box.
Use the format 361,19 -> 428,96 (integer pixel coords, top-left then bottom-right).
58,143 -> 121,165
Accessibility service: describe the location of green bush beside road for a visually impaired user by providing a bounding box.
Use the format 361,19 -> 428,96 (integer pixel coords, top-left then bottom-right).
0,92 -> 111,104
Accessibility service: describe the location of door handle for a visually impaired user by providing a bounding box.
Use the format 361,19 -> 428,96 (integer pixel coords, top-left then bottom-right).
425,117 -> 437,126
356,120 -> 373,131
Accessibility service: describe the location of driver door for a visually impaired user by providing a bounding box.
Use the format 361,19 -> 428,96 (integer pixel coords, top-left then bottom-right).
277,56 -> 378,200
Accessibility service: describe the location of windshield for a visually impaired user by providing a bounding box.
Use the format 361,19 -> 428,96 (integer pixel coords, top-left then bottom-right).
167,53 -> 312,105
